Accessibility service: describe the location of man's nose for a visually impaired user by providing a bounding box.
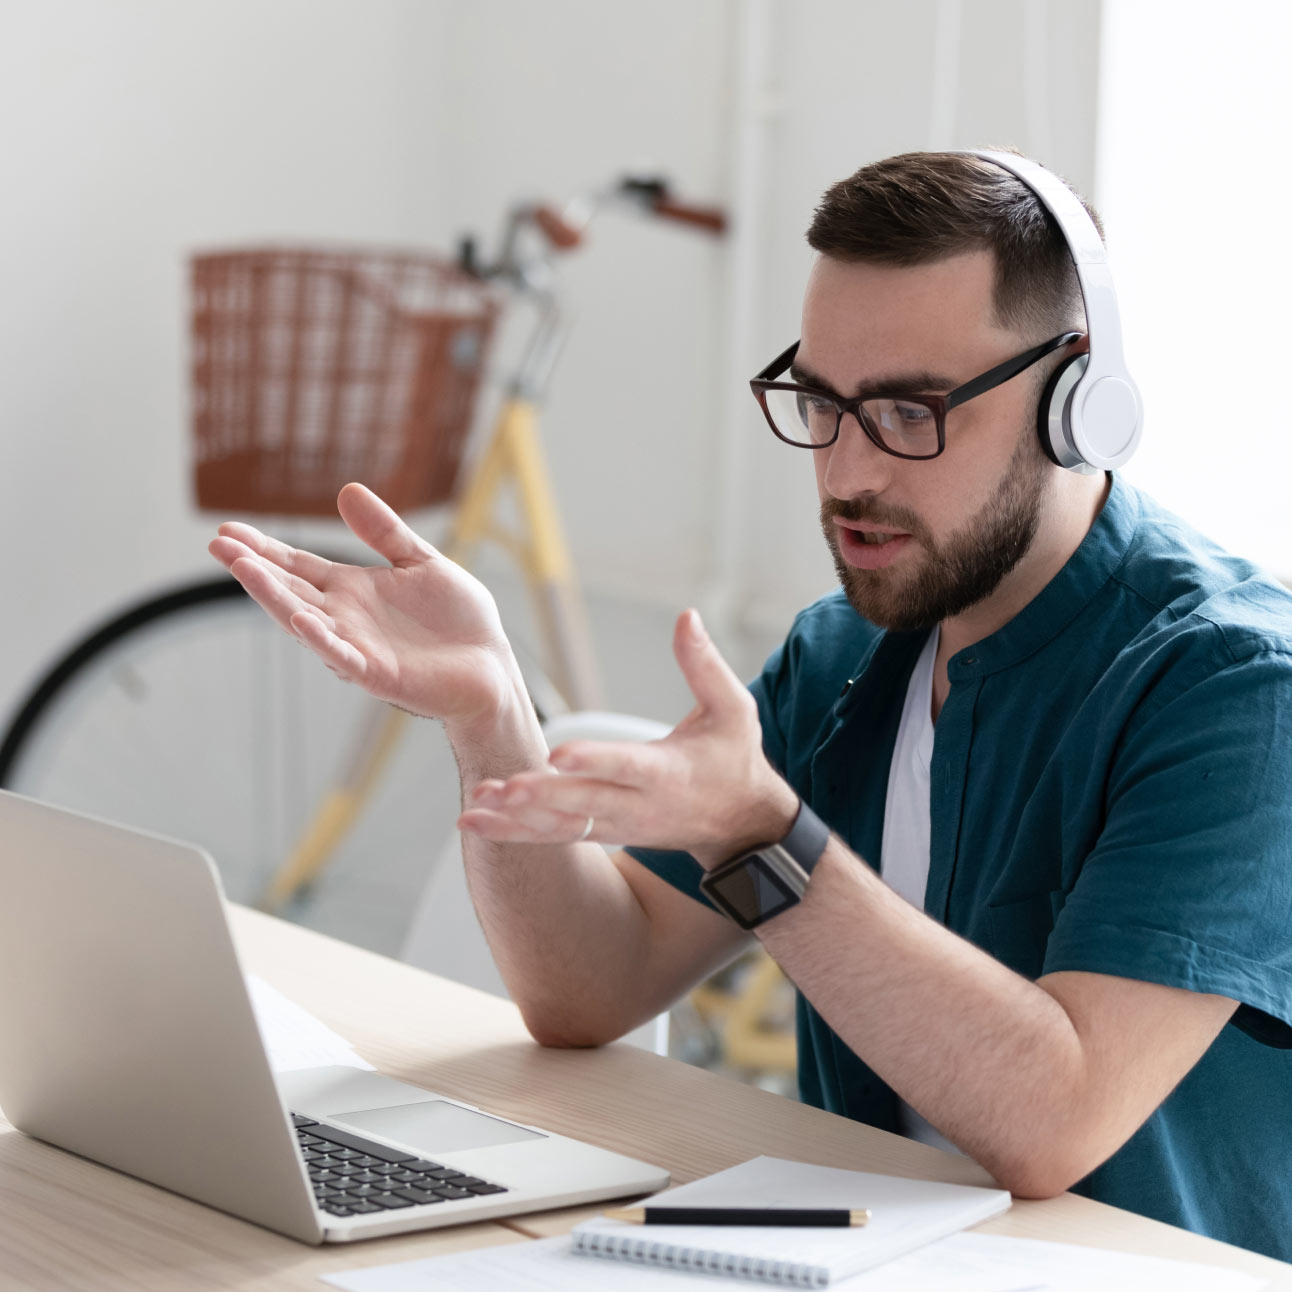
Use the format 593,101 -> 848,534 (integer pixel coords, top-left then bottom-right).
821,410 -> 895,499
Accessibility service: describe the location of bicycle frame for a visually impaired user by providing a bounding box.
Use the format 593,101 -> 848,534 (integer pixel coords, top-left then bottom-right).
258,176 -> 726,912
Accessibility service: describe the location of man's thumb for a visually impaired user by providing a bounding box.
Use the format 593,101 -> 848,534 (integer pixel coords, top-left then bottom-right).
337,482 -> 434,568
673,609 -> 745,711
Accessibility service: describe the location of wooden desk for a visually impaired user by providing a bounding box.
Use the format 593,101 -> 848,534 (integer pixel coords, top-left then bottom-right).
1,907 -> 1288,1289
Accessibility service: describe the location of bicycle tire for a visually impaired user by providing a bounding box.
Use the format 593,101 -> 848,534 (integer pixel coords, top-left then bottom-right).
0,576 -> 464,949
0,577 -> 246,785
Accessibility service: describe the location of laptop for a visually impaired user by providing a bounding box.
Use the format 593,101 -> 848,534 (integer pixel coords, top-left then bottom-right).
0,789 -> 669,1243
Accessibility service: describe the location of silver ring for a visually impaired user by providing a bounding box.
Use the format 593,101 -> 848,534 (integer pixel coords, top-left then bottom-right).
575,815 -> 595,843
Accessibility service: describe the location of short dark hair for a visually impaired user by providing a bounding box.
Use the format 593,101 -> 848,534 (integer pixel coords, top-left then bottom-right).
806,150 -> 1103,340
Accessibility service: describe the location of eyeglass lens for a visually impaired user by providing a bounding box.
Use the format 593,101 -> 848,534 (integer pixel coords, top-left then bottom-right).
762,387 -> 941,457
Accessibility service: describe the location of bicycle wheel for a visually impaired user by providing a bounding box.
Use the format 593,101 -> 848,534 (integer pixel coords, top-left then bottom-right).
0,577 -> 463,951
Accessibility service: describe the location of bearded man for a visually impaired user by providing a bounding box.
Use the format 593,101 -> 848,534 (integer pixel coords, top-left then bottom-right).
212,151 -> 1292,1260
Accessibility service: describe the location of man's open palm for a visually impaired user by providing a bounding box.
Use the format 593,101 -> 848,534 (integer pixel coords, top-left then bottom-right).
208,483 -> 515,724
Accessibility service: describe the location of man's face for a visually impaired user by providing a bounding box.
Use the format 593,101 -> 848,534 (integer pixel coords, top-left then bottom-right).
798,251 -> 1054,632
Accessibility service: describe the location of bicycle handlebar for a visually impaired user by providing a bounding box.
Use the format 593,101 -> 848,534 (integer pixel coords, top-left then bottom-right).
465,173 -> 727,284
647,197 -> 727,235
531,204 -> 585,252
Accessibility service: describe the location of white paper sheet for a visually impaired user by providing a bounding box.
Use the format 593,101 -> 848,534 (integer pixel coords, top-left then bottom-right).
846,1232 -> 1267,1292
246,973 -> 375,1073
319,1231 -> 1268,1292
321,1237 -> 784,1291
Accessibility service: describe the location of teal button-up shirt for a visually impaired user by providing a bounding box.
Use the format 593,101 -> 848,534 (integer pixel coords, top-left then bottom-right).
627,475 -> 1292,1259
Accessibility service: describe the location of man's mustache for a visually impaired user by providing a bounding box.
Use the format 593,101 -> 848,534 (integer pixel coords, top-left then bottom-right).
821,497 -> 928,541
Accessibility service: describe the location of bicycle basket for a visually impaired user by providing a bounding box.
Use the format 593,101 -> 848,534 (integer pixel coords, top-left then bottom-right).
191,247 -> 499,515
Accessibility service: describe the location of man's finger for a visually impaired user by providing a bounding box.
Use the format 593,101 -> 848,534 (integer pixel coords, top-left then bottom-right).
336,483 -> 437,569
547,739 -> 659,787
672,609 -> 748,713
290,611 -> 367,680
210,535 -> 330,611
215,522 -> 334,586
458,805 -> 601,845
473,769 -> 639,822
228,555 -> 325,638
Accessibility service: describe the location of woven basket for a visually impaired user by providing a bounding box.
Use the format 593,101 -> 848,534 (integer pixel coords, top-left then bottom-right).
191,247 -> 499,515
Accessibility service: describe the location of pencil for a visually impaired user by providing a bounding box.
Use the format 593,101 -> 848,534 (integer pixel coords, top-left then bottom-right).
602,1206 -> 870,1227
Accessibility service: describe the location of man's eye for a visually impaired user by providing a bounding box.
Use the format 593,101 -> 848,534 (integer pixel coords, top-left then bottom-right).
893,401 -> 933,423
797,393 -> 836,415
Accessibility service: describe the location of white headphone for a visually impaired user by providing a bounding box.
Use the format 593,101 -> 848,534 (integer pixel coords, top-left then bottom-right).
965,150 -> 1142,473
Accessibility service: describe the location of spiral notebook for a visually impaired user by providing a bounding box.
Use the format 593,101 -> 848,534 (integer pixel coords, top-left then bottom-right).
571,1156 -> 1011,1288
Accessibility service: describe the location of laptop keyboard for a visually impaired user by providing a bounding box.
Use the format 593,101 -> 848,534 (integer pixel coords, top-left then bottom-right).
292,1113 -> 509,1218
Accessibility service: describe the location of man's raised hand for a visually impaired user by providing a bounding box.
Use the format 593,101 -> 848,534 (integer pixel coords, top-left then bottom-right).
208,483 -> 523,728
460,609 -> 798,857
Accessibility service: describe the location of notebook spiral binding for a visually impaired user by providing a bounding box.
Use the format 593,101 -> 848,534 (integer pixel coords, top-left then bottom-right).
573,1230 -> 828,1288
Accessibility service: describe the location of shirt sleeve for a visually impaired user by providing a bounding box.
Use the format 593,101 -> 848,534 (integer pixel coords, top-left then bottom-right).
1043,648 -> 1292,1047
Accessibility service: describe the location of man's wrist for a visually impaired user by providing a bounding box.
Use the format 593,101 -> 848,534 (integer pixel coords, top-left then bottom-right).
446,667 -> 547,789
692,778 -> 801,870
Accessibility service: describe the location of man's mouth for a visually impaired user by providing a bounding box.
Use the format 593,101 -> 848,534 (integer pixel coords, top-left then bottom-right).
833,521 -> 916,569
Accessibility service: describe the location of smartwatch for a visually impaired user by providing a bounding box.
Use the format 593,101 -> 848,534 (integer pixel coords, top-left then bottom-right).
698,800 -> 830,930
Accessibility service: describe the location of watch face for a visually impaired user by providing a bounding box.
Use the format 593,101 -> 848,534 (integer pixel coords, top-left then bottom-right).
702,855 -> 800,930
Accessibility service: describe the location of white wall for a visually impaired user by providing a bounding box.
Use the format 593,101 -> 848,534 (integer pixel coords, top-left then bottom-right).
1096,0 -> 1292,578
418,0 -> 735,640
0,0 -> 1103,790
0,0 -> 1104,718
0,0 -> 447,720
418,0 -> 1106,668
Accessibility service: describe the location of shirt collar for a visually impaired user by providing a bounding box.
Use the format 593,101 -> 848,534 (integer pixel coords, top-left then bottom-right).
946,472 -> 1141,682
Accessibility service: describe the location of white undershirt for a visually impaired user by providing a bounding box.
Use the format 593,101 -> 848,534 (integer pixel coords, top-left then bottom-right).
878,626 -> 963,1156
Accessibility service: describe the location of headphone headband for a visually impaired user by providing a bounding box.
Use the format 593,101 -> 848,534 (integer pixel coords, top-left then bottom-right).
959,150 -> 1142,472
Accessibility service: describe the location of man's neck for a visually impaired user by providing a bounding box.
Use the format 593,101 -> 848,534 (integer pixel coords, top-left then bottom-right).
931,471 -> 1110,721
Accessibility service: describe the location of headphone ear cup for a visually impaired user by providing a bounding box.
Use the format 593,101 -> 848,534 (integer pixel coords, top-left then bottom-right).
1036,353 -> 1089,470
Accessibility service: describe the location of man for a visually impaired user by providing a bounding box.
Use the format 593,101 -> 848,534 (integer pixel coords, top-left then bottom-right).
210,152 -> 1292,1260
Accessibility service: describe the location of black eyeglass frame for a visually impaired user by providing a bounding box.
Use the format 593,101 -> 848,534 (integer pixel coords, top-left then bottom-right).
749,331 -> 1084,459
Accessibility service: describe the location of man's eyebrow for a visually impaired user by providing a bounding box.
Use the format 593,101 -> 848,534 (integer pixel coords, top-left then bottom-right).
788,359 -> 958,397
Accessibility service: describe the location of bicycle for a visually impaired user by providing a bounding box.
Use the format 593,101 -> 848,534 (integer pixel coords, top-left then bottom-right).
0,175 -> 726,934
0,179 -> 797,1078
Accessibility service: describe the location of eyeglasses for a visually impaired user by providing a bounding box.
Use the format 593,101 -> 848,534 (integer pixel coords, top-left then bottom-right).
749,331 -> 1082,459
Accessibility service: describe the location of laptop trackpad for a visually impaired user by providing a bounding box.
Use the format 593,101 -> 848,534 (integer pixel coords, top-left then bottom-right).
331,1100 -> 546,1154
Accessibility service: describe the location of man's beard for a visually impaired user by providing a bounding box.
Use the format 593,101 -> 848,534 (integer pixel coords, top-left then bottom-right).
821,427 -> 1050,633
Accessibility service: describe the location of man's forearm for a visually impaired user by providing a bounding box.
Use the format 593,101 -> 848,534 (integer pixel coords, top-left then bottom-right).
755,843 -> 1090,1194
428,619 -> 1234,1193
445,688 -> 656,1047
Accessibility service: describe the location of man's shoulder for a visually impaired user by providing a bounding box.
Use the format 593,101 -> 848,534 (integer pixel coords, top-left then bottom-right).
1105,486 -> 1292,696
787,586 -> 881,639
780,588 -> 885,673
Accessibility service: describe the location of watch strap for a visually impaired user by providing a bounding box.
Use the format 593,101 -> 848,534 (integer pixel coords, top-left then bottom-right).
781,798 -> 830,876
